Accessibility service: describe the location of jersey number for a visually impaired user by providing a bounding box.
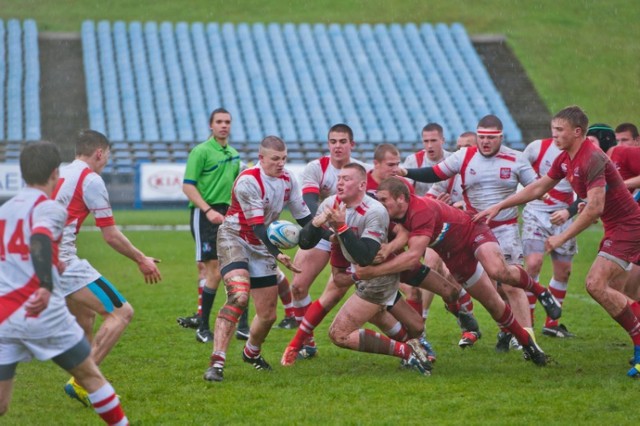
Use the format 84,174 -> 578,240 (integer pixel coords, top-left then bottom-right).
0,219 -> 30,261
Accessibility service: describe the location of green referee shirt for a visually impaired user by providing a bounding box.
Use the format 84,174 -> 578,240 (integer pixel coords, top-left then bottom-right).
183,137 -> 241,207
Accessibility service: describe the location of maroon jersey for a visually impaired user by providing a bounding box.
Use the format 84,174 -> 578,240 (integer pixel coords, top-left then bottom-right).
548,140 -> 640,262
609,145 -> 640,183
366,171 -> 414,199
396,195 -> 497,283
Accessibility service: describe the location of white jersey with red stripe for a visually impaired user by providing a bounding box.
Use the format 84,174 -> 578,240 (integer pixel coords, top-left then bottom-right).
54,160 -> 115,263
317,194 -> 388,265
523,138 -> 575,213
0,188 -> 72,339
426,174 -> 464,206
403,149 -> 452,196
433,145 -> 537,224
301,156 -> 370,200
224,165 -> 310,245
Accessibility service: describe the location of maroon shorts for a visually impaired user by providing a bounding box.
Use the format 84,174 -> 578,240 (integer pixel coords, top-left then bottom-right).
432,221 -> 498,284
600,222 -> 640,264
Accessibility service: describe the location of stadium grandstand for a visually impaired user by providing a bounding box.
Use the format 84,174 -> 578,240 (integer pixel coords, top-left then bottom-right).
1,18 -> 550,204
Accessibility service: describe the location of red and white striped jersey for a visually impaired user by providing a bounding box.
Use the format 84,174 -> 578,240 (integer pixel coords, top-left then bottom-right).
301,156 -> 370,199
0,188 -> 68,338
433,145 -> 537,224
318,194 -> 388,266
225,165 -> 310,245
53,160 -> 115,263
403,149 -> 452,196
523,138 -> 575,212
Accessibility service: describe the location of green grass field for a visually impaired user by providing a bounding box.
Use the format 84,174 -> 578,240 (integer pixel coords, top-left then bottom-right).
2,210 -> 637,425
1,0 -> 638,128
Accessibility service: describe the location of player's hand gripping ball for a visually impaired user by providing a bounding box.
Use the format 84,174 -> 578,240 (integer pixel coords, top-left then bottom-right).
267,220 -> 302,249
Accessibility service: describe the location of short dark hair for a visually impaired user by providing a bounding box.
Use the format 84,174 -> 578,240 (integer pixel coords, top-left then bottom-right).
477,115 -> 503,130
75,129 -> 110,156
553,106 -> 589,135
342,162 -> 367,181
378,177 -> 410,201
459,131 -> 477,139
20,141 -> 61,185
328,123 -> 353,141
373,143 -> 400,161
260,135 -> 286,152
615,122 -> 639,139
422,123 -> 444,136
209,108 -> 231,125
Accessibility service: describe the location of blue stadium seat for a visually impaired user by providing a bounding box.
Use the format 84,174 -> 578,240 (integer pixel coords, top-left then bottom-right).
23,19 -> 40,140
7,20 -> 23,140
97,21 -> 125,141
113,21 -> 142,141
129,21 -> 159,141
82,21 -> 107,134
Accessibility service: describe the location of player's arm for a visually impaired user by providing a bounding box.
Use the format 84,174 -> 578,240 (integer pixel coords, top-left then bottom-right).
303,192 -> 321,217
355,234 -> 430,279
338,231 -> 381,266
100,226 -> 162,284
550,196 -> 584,225
474,175 -> 559,223
25,232 -> 55,315
623,175 -> 640,190
332,265 -> 356,288
183,183 -> 224,224
546,186 -> 604,252
402,166 -> 445,183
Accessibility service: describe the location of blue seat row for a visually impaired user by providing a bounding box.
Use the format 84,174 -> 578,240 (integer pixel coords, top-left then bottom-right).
0,19 -> 41,141
81,21 -> 522,147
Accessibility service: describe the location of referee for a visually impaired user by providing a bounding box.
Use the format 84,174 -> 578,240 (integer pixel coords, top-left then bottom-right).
182,108 -> 243,343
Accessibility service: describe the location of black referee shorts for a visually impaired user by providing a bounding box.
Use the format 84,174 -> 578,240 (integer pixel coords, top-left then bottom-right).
190,204 -> 228,262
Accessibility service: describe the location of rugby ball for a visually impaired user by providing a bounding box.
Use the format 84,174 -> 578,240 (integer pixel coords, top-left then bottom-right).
267,220 -> 301,249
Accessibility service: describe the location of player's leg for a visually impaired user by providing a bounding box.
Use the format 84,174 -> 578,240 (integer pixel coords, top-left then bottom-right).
66,278 -> 133,365
542,255 -> 575,337
241,276 -> 279,371
476,241 -> 561,321
197,259 -> 222,343
328,294 -> 432,375
275,268 -> 297,329
204,266 -> 250,382
584,254 -> 640,376
523,249 -> 544,326
464,270 -> 548,366
290,245 -> 331,323
56,338 -> 127,424
177,262 -> 205,329
282,275 -> 350,365
0,366 -> 16,415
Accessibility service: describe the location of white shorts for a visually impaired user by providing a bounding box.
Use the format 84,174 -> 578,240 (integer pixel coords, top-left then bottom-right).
59,258 -> 102,296
355,274 -> 400,305
521,208 -> 578,257
491,223 -> 523,265
217,226 -> 277,278
315,238 -> 331,252
0,320 -> 84,365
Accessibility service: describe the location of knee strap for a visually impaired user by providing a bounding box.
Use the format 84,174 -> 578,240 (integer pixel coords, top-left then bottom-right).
225,275 -> 250,304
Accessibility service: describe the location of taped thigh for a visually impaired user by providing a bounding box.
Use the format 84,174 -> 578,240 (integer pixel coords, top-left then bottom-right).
87,277 -> 127,313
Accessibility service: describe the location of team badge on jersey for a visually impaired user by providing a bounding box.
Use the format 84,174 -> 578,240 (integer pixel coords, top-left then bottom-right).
499,168 -> 511,179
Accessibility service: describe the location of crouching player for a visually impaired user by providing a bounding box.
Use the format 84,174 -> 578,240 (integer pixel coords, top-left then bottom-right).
0,142 -> 127,424
293,163 -> 434,374
356,178 -> 550,366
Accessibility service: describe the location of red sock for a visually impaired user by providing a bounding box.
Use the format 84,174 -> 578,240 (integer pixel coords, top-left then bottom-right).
496,304 -> 530,345
514,265 -> 545,296
526,291 -> 537,326
631,301 -> 640,319
407,299 -> 422,315
359,329 -> 409,359
89,383 -> 128,426
288,300 -> 328,350
458,289 -> 474,314
613,304 -> 640,345
385,321 -> 408,342
293,296 -> 311,324
278,276 -> 295,317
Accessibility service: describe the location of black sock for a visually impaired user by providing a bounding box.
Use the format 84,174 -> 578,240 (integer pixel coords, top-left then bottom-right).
238,307 -> 249,330
200,286 -> 217,331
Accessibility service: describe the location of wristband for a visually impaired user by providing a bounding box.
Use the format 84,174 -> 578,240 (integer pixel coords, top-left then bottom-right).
204,207 -> 213,214
337,224 -> 349,234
